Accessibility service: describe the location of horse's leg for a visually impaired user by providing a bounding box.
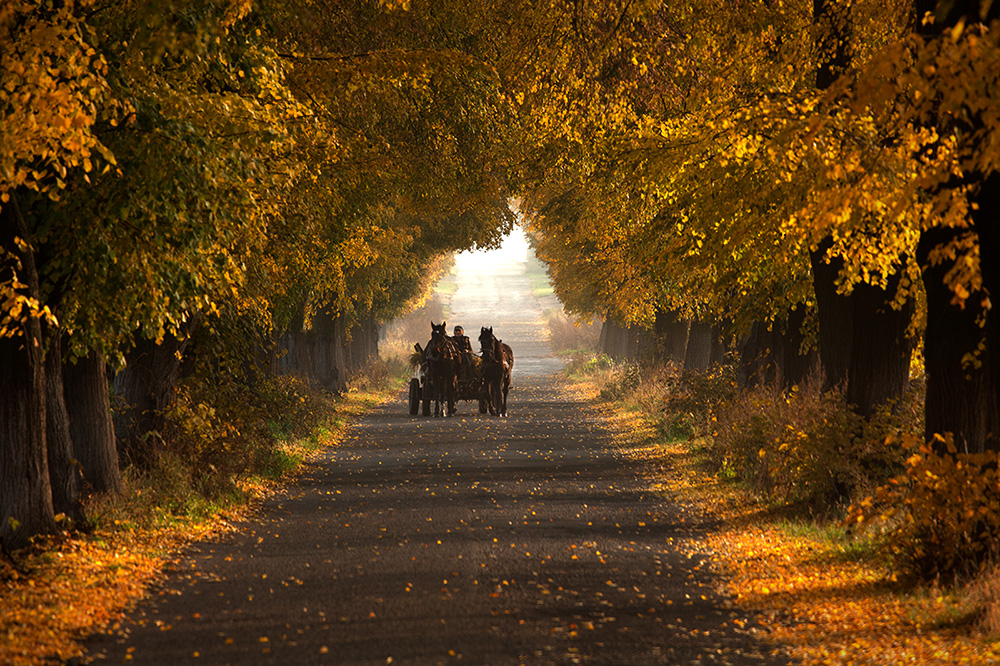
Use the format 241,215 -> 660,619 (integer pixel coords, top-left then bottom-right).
438,377 -> 445,417
490,375 -> 501,416
505,369 -> 512,416
447,377 -> 456,416
451,373 -> 458,416
434,372 -> 443,417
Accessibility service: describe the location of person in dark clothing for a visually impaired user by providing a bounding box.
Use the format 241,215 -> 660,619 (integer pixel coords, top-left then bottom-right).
452,326 -> 477,381
452,326 -> 473,354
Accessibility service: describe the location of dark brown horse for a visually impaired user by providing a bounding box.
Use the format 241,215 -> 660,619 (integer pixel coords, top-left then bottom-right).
478,327 -> 513,416
425,321 -> 459,417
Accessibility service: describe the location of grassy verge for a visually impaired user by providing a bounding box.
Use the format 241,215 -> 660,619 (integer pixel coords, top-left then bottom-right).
0,366 -> 404,666
565,358 -> 1000,666
524,260 -> 555,298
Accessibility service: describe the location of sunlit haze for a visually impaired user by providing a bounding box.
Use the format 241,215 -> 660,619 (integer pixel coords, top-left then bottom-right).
453,225 -> 530,271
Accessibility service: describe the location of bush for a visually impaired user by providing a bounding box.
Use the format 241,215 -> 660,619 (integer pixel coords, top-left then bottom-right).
710,379 -> 921,511
571,351 -> 925,516
348,359 -> 401,392
646,364 -> 738,440
544,310 -> 600,353
850,434 -> 1000,582
160,373 -> 340,500
565,352 -> 615,380
715,382 -> 855,506
598,362 -> 643,401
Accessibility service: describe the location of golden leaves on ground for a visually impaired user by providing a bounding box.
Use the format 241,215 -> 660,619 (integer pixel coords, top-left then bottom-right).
610,408 -> 1000,666
704,517 -> 1000,666
0,518 -> 229,666
0,384 -> 391,666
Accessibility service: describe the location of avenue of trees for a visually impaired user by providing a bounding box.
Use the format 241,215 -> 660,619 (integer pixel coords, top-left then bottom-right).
2,0 -> 998,572
521,0 -> 998,445
1,0 -> 517,548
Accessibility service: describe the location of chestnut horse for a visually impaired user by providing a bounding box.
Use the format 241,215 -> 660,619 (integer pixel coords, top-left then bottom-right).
478,327 -> 513,416
425,321 -> 459,416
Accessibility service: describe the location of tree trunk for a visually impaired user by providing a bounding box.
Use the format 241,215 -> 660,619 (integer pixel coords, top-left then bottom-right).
844,279 -> 915,417
44,333 -> 85,521
812,234 -> 916,416
810,240 -> 853,390
778,305 -> 819,388
709,324 -> 728,367
599,319 -> 629,360
345,312 -> 380,373
274,300 -> 347,392
0,197 -> 56,548
654,310 -> 689,364
810,0 -> 854,392
737,324 -> 770,388
738,311 -> 817,390
683,321 -> 713,371
65,350 -> 123,494
918,224 -> 998,454
913,1 -> 1000,453
313,305 -> 347,391
970,172 -> 1000,448
809,4 -> 914,414
113,332 -> 192,468
597,318 -> 609,354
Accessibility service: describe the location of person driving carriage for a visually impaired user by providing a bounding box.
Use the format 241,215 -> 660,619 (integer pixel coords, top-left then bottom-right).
452,326 -> 478,380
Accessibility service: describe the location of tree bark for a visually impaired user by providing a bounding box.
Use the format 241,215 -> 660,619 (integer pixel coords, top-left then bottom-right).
844,279 -> 915,417
737,323 -> 772,388
778,305 -> 819,388
44,333 -> 86,521
914,1 -> 1000,453
810,240 -> 853,390
918,226 -> 998,454
65,350 -> 123,494
345,312 -> 380,373
809,3 -> 915,414
654,310 -> 689,364
599,319 -> 630,360
312,304 -> 347,390
810,0 -> 855,391
738,310 -> 817,389
972,173 -> 1000,443
683,321 -> 713,371
274,300 -> 347,391
113,332 -> 193,468
0,197 -> 56,549
709,324 -> 728,367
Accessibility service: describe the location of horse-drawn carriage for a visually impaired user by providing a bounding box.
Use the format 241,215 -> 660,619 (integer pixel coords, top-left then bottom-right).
408,322 -> 512,418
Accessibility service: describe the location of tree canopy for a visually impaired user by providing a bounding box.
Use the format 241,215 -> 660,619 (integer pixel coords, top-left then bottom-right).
2,0 -> 998,547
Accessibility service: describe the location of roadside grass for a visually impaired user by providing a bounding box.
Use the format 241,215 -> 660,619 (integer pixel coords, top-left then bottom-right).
435,273 -> 459,301
0,366 -> 404,666
567,359 -> 1000,666
529,280 -> 555,298
524,260 -> 554,298
544,310 -> 600,353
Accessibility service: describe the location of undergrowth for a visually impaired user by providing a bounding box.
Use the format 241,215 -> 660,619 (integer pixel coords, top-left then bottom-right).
0,361 -> 403,666
545,310 -> 600,355
569,352 -> 1000,663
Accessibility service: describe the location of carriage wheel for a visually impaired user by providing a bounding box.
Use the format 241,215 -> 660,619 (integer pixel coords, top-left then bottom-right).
408,378 -> 420,416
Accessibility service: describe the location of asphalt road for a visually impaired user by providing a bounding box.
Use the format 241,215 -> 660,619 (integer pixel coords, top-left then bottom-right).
76,254 -> 787,665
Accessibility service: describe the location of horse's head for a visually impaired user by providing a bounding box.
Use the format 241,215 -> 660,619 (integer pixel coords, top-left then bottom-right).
431,321 -> 448,340
479,326 -> 494,353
